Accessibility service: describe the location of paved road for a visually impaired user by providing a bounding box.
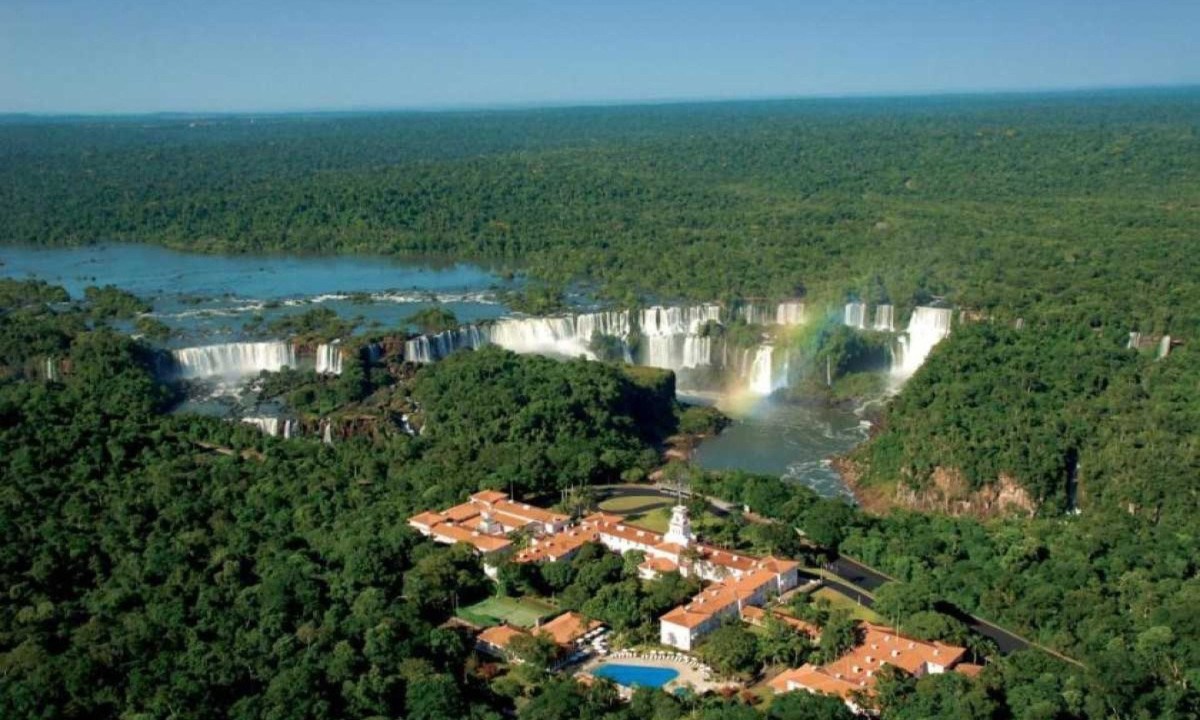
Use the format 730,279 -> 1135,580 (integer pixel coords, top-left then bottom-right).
826,555 -> 1049,659
822,578 -> 878,608
932,601 -> 1033,656
828,556 -> 892,592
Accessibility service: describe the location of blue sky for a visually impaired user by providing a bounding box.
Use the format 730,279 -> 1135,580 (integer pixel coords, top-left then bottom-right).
2,0 -> 1197,113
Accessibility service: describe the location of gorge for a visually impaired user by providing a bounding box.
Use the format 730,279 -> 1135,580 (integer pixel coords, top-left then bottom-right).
3,245 -> 960,500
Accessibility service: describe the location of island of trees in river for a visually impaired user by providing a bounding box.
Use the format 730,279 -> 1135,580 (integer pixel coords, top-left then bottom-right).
1,89 -> 1198,719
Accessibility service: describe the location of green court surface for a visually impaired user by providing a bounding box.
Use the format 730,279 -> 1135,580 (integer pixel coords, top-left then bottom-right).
596,493 -> 674,514
456,595 -> 558,628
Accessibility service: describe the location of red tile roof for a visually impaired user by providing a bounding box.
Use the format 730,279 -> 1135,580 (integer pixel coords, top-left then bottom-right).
430,522 -> 512,553
770,623 -> 967,700
471,490 -> 509,504
538,612 -> 602,646
478,624 -> 528,650
515,527 -> 598,563
640,556 -> 679,574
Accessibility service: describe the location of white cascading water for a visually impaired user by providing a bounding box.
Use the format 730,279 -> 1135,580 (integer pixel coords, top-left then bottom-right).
405,311 -> 633,363
574,310 -> 632,343
775,301 -> 806,326
736,304 -> 775,326
639,305 -> 721,337
400,302 -> 804,394
1158,335 -> 1172,359
322,420 -> 333,445
891,307 -> 954,378
737,301 -> 805,326
731,345 -> 788,396
44,357 -> 59,382
489,310 -> 630,358
242,417 -> 281,437
638,305 -> 721,371
172,341 -> 296,379
683,335 -> 713,368
642,333 -> 716,371
315,342 -> 343,375
748,346 -> 775,395
873,305 -> 894,332
283,419 -> 299,439
844,302 -> 867,330
405,326 -> 488,363
643,335 -> 676,369
1127,332 -> 1141,349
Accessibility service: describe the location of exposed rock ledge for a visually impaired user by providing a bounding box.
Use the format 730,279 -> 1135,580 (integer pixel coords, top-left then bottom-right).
835,458 -> 1037,519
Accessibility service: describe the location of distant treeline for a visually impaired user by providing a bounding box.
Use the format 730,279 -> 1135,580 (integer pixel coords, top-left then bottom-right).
2,91 -> 1198,332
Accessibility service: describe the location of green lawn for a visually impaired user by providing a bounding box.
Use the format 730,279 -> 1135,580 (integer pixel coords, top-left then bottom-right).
813,587 -> 884,623
624,507 -> 672,533
597,493 -> 674,514
457,595 -> 558,629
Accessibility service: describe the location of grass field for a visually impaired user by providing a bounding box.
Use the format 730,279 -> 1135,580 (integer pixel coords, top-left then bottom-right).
596,494 -> 673,514
813,587 -> 884,623
456,595 -> 558,628
624,508 -> 672,533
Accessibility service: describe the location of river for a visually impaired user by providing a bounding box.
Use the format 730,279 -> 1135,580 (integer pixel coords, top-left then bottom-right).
1,243 -> 867,498
0,244 -> 511,347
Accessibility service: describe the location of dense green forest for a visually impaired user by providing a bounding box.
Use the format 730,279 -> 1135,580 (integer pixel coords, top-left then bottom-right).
3,91 -> 1198,333
3,90 -> 1200,718
848,320 -> 1199,523
5,92 -> 1196,512
3,280 -> 1197,719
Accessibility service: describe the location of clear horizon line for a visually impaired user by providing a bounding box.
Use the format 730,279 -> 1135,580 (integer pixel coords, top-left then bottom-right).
2,80 -> 1198,119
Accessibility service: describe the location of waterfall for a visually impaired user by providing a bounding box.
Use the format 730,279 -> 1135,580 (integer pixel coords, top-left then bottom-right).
743,345 -> 788,395
315,342 -> 343,375
172,341 -> 296,379
641,333 -> 714,371
405,326 -> 487,363
635,305 -> 721,371
490,310 -> 630,358
1157,335 -> 1172,359
873,305 -> 894,332
891,307 -> 954,378
402,303 -> 805,392
727,345 -> 786,396
844,302 -> 867,330
683,335 -> 713,368
736,301 -> 805,326
242,417 -> 281,437
574,310 -> 633,342
1127,332 -> 1141,349
775,301 -> 806,326
405,311 -> 633,363
736,303 -> 775,326
639,305 -> 722,337
322,420 -> 333,445
283,419 -> 299,439
643,335 -> 675,370
400,413 -> 416,436
43,357 -> 59,382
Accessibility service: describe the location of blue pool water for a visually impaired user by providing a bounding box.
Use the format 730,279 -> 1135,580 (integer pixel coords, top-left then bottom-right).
592,664 -> 679,688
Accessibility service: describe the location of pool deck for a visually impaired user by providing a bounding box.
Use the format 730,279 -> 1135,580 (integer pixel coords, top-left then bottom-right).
578,653 -> 734,694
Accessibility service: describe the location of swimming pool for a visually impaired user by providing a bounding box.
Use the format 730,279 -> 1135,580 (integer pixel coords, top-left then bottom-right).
592,663 -> 680,688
